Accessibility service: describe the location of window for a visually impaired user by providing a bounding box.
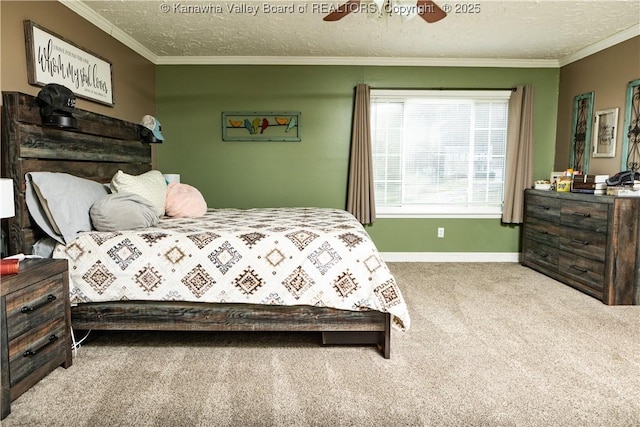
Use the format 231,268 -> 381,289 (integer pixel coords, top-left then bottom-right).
371,90 -> 511,218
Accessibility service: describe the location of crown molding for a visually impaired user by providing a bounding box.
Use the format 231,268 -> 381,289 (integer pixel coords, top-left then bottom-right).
59,0 -> 158,64
155,55 -> 559,68
558,24 -> 640,67
63,0 -> 635,69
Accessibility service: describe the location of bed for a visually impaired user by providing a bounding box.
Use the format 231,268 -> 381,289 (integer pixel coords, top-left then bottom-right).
1,91 -> 409,358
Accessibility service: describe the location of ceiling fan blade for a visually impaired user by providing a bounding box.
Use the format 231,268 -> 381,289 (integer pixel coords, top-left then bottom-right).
323,0 -> 362,21
416,0 -> 447,23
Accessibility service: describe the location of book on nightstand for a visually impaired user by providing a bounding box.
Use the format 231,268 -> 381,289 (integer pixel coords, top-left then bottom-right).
0,258 -> 20,275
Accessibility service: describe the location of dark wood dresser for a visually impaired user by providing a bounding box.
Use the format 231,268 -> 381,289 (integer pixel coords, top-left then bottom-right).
1,259 -> 72,420
522,189 -> 640,305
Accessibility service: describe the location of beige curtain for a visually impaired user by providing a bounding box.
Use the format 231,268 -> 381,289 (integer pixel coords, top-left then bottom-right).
502,85 -> 534,224
346,84 -> 376,224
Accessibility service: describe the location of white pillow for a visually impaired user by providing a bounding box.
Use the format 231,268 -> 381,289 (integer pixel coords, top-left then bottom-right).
110,170 -> 167,216
25,172 -> 109,244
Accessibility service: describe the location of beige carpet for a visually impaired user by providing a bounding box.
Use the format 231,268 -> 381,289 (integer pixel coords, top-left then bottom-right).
4,263 -> 639,426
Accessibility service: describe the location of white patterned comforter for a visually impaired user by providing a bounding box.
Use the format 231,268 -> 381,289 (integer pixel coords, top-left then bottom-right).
53,208 -> 410,330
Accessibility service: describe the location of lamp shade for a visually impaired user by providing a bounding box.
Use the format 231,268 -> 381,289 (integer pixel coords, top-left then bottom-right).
0,178 -> 15,219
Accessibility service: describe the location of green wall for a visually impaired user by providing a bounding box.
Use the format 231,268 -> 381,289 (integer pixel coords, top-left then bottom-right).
156,65 -> 559,253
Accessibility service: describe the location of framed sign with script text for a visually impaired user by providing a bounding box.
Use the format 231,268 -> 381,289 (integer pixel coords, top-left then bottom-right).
24,20 -> 114,106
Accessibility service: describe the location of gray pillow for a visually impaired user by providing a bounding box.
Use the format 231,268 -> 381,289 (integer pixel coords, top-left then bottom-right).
32,237 -> 58,258
90,192 -> 159,232
25,172 -> 109,245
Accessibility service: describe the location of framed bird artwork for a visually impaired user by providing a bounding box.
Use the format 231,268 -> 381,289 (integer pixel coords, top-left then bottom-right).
222,111 -> 301,142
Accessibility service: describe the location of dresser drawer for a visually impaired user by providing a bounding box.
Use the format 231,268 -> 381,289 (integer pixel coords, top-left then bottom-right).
523,240 -> 558,271
524,217 -> 561,247
526,195 -> 561,222
560,201 -> 609,233
559,227 -> 607,262
558,253 -> 605,292
4,275 -> 66,341
7,317 -> 68,388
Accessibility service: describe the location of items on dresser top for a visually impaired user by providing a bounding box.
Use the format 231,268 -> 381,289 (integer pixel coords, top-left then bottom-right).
0,259 -> 72,420
606,186 -> 640,196
533,180 -> 551,190
605,170 -> 640,186
570,174 -> 609,194
522,189 -> 640,305
533,173 -> 640,196
555,178 -> 571,192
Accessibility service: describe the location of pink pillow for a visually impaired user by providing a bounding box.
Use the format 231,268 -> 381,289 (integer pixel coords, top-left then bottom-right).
165,183 -> 207,218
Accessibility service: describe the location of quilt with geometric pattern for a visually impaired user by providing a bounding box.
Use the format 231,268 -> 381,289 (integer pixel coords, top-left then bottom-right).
53,208 -> 410,330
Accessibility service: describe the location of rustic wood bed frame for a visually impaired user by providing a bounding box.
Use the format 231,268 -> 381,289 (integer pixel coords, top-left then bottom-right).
1,91 -> 391,358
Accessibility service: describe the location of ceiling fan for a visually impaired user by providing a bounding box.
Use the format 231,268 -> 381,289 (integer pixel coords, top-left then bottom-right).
323,0 -> 447,23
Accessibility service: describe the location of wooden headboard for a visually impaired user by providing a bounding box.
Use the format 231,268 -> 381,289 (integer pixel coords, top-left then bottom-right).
1,91 -> 153,255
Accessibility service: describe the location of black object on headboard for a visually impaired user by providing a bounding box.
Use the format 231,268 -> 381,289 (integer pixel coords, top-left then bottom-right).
1,91 -> 152,255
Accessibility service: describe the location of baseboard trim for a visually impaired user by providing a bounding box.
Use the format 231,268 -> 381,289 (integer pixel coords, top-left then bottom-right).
381,252 -> 521,262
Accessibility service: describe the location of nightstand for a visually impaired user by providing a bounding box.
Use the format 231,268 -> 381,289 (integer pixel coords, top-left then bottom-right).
1,259 -> 72,420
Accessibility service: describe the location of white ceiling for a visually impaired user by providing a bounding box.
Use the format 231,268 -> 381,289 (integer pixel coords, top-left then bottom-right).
63,0 -> 640,67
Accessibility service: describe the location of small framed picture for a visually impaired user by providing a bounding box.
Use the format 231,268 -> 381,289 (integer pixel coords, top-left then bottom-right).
592,108 -> 618,158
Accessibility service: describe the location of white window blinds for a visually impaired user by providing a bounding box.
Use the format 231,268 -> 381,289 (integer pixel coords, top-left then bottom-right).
371,90 -> 510,217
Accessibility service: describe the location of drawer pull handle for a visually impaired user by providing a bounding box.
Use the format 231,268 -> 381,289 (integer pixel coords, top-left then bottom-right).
535,251 -> 550,258
570,265 -> 588,273
21,294 -> 56,313
536,205 -> 550,211
570,239 -> 589,246
22,334 -> 58,358
572,212 -> 591,218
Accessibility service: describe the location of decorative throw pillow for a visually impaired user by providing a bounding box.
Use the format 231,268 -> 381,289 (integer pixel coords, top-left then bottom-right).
110,170 -> 167,216
90,192 -> 159,231
165,182 -> 207,218
25,172 -> 109,244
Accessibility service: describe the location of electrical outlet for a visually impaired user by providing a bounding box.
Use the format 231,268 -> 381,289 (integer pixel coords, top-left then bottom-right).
437,227 -> 445,238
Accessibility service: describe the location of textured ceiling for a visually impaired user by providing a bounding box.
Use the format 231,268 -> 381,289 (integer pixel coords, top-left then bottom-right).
69,0 -> 640,65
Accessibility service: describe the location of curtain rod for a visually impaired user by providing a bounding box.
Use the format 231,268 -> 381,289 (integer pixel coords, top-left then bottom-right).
371,87 -> 517,92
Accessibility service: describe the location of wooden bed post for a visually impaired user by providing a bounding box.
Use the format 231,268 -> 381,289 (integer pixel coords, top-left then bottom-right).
380,313 -> 391,359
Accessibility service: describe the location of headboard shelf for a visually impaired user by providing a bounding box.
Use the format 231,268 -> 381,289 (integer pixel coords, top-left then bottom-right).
1,91 -> 152,255
4,91 -> 144,141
